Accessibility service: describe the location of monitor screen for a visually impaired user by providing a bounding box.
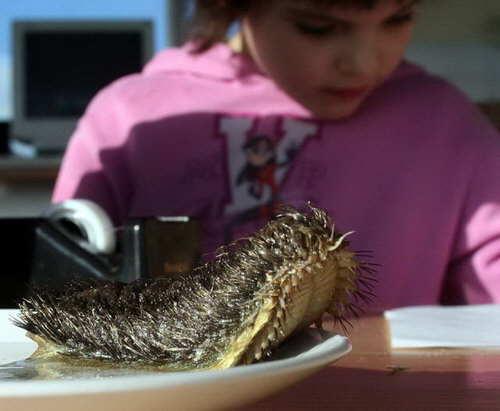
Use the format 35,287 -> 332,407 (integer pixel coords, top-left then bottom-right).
11,21 -> 153,153
25,31 -> 144,118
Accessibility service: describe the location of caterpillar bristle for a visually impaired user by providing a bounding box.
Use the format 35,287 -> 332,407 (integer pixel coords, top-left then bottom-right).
332,314 -> 353,335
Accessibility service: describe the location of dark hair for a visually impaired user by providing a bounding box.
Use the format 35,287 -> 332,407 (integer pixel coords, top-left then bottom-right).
189,0 -> 419,52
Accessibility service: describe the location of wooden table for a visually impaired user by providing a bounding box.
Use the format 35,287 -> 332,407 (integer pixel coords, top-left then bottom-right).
0,155 -> 60,183
238,316 -> 500,410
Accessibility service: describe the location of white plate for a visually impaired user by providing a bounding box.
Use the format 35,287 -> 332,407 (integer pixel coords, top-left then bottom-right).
0,309 -> 351,411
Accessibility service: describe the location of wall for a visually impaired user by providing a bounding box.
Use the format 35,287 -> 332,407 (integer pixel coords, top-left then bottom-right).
412,0 -> 500,43
407,0 -> 500,102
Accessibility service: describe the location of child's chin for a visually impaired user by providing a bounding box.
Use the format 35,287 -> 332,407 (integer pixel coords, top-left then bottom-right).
313,104 -> 363,121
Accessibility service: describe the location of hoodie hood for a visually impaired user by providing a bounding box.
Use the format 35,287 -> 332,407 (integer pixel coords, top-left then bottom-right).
143,42 -> 263,81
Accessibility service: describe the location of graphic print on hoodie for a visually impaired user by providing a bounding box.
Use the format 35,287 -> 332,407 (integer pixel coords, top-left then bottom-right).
217,115 -> 320,243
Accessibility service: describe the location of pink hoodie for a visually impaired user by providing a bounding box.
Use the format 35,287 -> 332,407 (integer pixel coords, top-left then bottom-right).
53,42 -> 500,313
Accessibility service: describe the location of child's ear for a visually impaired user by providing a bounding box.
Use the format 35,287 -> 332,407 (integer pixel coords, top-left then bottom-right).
228,31 -> 244,53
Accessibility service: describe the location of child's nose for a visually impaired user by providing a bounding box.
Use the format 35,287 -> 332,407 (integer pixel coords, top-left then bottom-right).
334,39 -> 379,79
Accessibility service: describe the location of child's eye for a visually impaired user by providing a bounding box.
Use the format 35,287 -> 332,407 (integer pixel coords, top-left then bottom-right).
294,22 -> 340,37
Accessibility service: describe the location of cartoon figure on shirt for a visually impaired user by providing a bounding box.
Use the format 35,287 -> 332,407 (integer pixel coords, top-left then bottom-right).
236,134 -> 297,218
223,134 -> 298,243
220,116 -> 318,244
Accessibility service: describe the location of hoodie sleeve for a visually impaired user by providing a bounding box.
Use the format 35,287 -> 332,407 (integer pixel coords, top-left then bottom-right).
444,107 -> 500,304
52,84 -> 133,225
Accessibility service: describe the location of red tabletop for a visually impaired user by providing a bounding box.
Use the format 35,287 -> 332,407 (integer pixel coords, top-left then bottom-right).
238,316 -> 500,410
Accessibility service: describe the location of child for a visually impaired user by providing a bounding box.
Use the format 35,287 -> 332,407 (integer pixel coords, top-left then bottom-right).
52,0 -> 500,313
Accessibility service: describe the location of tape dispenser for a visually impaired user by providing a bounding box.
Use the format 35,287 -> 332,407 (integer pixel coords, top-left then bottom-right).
30,199 -> 200,290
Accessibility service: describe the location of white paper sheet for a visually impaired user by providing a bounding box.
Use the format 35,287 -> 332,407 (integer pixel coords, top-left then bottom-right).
384,304 -> 500,348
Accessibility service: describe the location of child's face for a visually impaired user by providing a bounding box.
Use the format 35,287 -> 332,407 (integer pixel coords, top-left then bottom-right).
242,0 -> 418,119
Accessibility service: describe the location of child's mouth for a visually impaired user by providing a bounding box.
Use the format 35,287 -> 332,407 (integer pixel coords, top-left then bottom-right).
321,86 -> 369,100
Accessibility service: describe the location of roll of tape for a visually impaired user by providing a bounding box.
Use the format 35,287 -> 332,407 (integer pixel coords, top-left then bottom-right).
44,199 -> 116,254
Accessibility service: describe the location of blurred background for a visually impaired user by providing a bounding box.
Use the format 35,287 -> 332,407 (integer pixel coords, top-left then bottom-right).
0,0 -> 498,218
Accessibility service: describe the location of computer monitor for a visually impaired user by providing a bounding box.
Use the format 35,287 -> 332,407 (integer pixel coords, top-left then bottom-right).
10,20 -> 154,154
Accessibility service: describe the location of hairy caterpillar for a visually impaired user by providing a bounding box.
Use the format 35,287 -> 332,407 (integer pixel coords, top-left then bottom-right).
15,204 -> 375,370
